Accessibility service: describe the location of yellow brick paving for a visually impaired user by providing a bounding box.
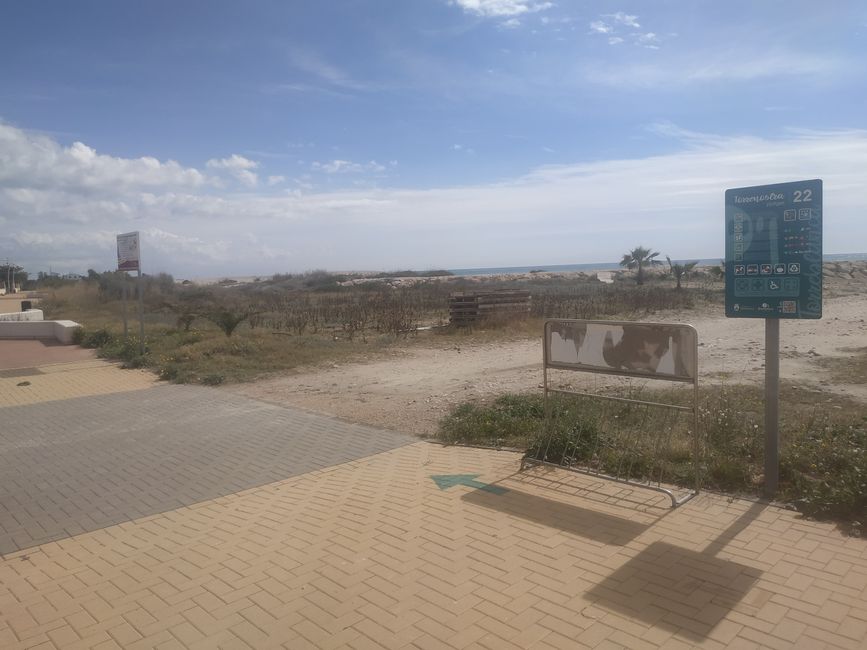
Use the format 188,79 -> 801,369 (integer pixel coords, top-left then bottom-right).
1,441 -> 866,649
0,361 -> 156,407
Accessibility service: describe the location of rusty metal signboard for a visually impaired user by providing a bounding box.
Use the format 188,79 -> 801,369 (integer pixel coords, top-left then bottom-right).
546,320 -> 697,383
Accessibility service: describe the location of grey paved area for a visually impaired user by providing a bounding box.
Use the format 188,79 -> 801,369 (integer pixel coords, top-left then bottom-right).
0,385 -> 413,555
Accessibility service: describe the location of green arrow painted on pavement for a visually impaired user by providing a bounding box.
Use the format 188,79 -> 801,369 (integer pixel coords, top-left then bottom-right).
430,474 -> 508,495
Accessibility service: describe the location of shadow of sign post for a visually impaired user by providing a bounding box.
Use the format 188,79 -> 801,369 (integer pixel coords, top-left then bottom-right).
587,501 -> 767,641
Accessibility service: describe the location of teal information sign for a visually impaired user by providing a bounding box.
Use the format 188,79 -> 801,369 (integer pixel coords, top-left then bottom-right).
725,179 -> 822,319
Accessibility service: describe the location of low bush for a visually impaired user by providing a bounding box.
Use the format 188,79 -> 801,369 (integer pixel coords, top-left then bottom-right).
99,334 -> 146,360
782,422 -> 867,519
79,327 -> 113,349
438,387 -> 867,523
440,394 -> 548,447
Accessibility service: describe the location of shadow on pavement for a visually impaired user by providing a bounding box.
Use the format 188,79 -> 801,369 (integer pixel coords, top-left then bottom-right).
463,486 -> 652,545
587,501 -> 766,641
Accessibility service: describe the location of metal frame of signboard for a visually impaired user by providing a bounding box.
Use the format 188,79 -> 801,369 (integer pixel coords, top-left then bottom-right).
522,319 -> 700,508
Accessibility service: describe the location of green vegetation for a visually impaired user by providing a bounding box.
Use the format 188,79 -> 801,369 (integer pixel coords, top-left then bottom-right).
0,263 -> 27,291
41,267 -> 726,385
666,256 -> 699,290
530,283 -> 717,320
620,246 -> 663,285
72,322 -> 373,385
438,385 -> 867,523
43,275 -> 403,384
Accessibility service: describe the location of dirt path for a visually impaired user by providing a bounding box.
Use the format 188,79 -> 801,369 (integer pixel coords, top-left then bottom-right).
231,295 -> 867,436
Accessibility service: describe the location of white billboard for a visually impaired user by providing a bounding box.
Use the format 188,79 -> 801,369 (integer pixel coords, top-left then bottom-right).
545,320 -> 698,382
117,232 -> 140,271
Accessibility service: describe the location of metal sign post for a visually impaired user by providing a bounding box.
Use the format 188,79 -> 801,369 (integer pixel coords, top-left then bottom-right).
764,319 -> 780,495
117,232 -> 143,354
122,279 -> 129,340
725,180 -> 823,498
137,266 -> 145,355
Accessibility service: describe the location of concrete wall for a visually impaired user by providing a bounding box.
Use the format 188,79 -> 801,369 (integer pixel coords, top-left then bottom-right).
0,309 -> 44,322
0,319 -> 81,344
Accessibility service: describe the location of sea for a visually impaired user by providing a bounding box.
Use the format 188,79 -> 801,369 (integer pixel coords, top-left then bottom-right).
448,253 -> 867,277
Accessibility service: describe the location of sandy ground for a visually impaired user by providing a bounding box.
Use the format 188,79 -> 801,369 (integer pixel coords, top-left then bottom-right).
0,295 -> 36,314
231,293 -> 867,437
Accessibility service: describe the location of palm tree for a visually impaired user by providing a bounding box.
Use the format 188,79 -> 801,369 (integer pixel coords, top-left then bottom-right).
619,246 -> 662,285
666,256 -> 698,290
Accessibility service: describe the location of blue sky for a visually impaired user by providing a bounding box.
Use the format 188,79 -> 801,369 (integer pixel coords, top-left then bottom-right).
1,0 -> 866,276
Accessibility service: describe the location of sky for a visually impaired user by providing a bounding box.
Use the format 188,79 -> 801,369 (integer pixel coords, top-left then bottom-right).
1,0 -> 866,278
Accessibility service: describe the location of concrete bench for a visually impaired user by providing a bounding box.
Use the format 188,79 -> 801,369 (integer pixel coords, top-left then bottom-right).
0,319 -> 81,344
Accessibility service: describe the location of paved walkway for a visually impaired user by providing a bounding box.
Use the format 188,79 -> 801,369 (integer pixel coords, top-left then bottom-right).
1,359 -> 866,649
0,360 -> 154,408
0,384 -> 413,555
0,340 -> 95,371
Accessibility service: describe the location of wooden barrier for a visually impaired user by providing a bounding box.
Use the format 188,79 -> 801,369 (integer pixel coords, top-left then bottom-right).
448,290 -> 531,325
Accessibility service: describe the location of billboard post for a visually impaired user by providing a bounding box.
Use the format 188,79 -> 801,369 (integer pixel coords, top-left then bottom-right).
725,180 -> 823,497
137,266 -> 144,355
764,319 -> 780,495
122,281 -> 128,340
117,232 -> 144,354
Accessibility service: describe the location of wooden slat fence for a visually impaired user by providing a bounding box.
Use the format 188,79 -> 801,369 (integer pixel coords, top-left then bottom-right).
449,290 -> 531,325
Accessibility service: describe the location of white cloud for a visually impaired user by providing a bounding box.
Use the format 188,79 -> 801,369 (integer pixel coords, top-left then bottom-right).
606,12 -> 640,28
267,175 -> 286,186
585,49 -> 840,87
287,48 -> 371,92
0,122 -> 206,193
500,18 -> 521,29
206,154 -> 260,187
589,21 -> 612,35
11,230 -> 117,250
206,154 -> 258,171
449,0 -> 552,18
311,159 -> 387,174
3,122 -> 867,275
637,32 -> 660,49
686,50 -> 835,81
262,82 -> 352,99
143,228 -> 231,261
452,144 -> 476,155
590,13 -> 659,48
